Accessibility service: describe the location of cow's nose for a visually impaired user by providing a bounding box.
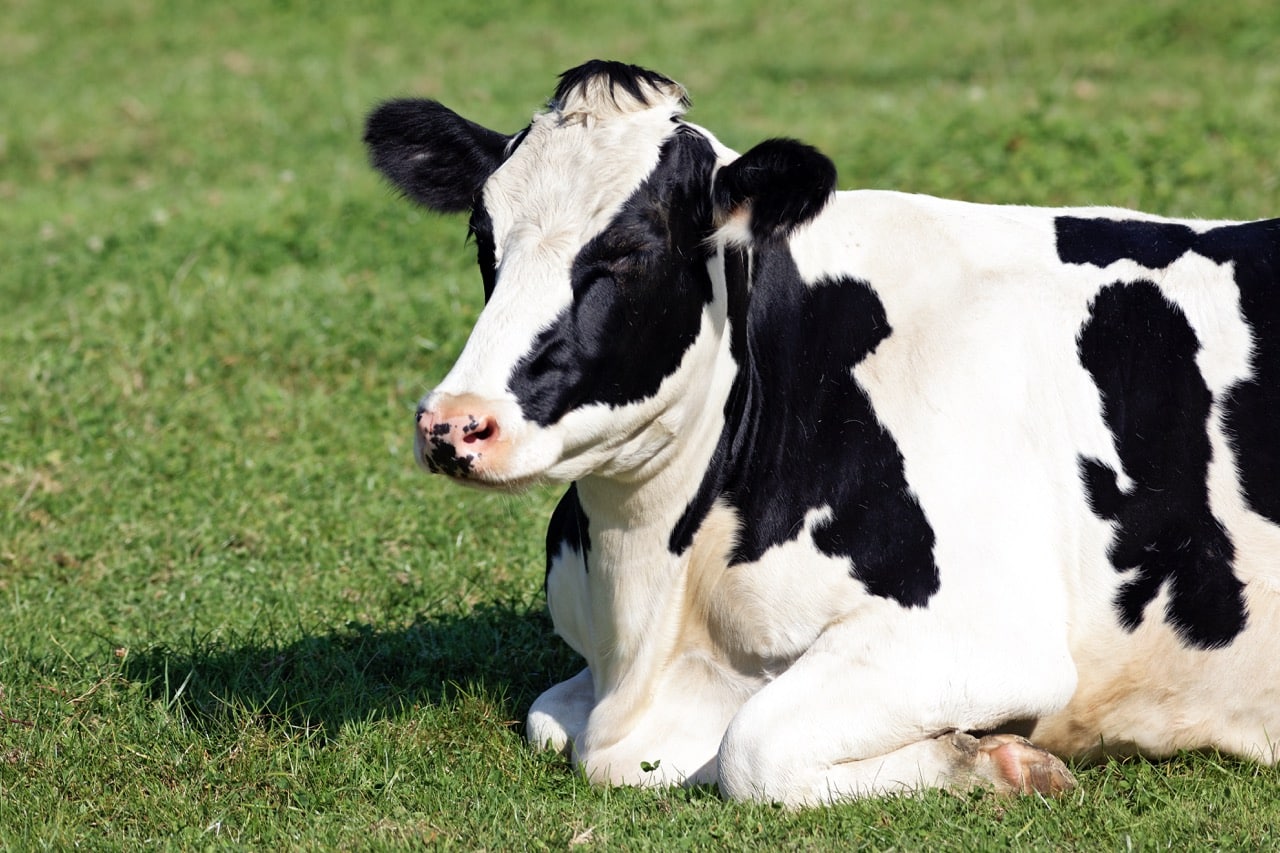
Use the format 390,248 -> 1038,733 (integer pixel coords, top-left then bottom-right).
418,410 -> 501,446
416,400 -> 502,476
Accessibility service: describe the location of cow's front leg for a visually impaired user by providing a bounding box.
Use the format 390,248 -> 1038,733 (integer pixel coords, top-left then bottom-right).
526,667 -> 593,757
721,727 -> 1073,805
717,623 -> 1077,806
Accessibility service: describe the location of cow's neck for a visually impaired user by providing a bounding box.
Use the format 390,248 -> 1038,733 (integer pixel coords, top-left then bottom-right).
568,248 -> 744,712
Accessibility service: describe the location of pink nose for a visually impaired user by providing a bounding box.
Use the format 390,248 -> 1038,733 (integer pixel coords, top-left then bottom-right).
416,400 -> 501,477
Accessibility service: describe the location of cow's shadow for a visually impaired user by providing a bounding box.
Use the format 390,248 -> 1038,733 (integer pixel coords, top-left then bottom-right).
122,600 -> 582,738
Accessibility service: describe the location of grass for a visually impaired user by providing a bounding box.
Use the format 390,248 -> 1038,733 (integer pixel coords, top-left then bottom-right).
3,0 -> 1279,847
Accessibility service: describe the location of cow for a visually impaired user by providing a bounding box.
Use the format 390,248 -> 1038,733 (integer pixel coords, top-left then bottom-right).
364,60 -> 1280,806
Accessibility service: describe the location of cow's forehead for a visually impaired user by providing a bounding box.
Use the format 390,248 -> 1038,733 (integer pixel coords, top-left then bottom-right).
481,90 -> 690,257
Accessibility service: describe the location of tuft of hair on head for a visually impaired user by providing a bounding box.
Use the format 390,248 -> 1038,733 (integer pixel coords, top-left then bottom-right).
550,59 -> 689,124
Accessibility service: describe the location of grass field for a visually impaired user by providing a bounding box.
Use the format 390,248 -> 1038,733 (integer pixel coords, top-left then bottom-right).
4,0 -> 1280,848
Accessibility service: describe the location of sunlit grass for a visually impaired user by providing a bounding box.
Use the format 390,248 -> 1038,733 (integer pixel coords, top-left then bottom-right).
3,0 -> 1279,847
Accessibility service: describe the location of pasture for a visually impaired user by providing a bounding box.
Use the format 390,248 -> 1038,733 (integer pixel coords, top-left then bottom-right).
3,0 -> 1279,847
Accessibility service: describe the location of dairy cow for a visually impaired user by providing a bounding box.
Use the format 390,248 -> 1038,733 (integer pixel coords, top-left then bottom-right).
364,60 -> 1280,805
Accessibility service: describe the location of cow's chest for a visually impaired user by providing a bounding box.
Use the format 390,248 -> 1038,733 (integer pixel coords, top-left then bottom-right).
681,503 -> 874,672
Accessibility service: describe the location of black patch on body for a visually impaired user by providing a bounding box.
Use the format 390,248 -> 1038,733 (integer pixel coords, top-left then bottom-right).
671,249 -> 939,608
1056,216 -> 1280,526
1055,216 -> 1198,269
1197,223 -> 1280,526
1076,281 -> 1246,648
545,483 -> 591,583
507,128 -> 719,426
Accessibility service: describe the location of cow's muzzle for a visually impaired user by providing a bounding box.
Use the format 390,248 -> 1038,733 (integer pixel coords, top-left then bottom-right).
415,393 -> 506,480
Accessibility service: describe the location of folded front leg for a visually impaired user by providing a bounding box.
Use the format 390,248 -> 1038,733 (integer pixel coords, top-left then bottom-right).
717,620 -> 1077,806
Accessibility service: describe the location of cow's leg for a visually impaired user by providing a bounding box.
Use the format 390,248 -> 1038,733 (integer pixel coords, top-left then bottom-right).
721,723 -> 1073,805
717,622 -> 1076,806
526,667 -> 593,756
730,729 -> 1074,802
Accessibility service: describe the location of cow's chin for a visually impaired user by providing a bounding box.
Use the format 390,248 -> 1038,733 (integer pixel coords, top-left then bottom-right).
413,430 -> 576,493
417,456 -> 553,494
413,402 -> 670,491
433,470 -> 547,494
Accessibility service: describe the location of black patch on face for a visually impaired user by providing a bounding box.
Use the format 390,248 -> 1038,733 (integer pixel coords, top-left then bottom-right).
1076,280 -> 1246,648
545,483 -> 591,584
506,129 -> 718,426
671,249 -> 939,609
421,434 -> 475,478
1056,216 -> 1280,527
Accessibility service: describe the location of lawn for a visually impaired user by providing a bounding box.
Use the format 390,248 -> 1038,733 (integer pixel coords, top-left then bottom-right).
3,0 -> 1279,848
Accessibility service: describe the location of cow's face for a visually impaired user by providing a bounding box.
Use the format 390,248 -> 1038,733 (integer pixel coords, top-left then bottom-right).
366,61 -> 835,488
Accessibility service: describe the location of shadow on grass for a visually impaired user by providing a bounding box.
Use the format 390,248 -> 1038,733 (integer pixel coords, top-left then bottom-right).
121,601 -> 583,738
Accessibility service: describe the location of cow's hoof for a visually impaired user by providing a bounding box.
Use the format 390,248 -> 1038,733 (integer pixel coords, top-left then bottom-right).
968,733 -> 1076,796
944,731 -> 1075,796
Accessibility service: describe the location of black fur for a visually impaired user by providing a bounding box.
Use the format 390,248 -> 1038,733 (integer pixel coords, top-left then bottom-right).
1056,216 -> 1197,269
672,249 -> 939,609
364,99 -> 509,213
1056,216 -> 1280,526
468,204 -> 498,303
1076,281 -> 1246,648
506,129 -> 719,426
546,483 -> 591,584
1195,222 -> 1280,527
713,139 -> 837,244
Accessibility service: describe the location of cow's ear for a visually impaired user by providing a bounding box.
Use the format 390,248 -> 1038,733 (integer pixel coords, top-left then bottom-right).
364,99 -> 510,213
713,138 -> 837,243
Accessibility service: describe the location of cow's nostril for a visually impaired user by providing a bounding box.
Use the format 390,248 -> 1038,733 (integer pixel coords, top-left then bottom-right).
463,418 -> 498,444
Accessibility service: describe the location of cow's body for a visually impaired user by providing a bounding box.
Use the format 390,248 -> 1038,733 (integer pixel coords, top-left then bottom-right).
365,61 -> 1280,805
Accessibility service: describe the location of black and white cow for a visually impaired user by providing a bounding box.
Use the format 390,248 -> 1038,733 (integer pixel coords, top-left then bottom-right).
365,60 -> 1280,805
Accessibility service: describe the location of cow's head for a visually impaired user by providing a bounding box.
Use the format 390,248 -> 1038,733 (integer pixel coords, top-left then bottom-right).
365,60 -> 835,488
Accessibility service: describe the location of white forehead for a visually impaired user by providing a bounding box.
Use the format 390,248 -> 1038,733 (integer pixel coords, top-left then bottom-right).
481,81 -> 690,261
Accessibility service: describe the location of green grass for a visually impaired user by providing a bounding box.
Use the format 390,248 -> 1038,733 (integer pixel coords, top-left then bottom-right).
3,0 -> 1279,847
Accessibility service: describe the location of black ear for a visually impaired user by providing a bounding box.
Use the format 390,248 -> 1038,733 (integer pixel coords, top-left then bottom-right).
713,138 -> 837,242
363,99 -> 510,213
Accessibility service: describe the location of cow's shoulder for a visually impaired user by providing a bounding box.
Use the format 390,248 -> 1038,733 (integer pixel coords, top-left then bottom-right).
673,242 -> 940,610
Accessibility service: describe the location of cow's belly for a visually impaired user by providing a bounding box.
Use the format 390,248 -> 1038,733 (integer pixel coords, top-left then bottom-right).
1033,420 -> 1280,763
1033,570 -> 1280,763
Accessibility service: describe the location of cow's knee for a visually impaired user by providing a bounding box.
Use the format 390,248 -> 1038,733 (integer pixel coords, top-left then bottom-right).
526,705 -> 571,756
525,668 -> 593,756
716,700 -> 801,803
